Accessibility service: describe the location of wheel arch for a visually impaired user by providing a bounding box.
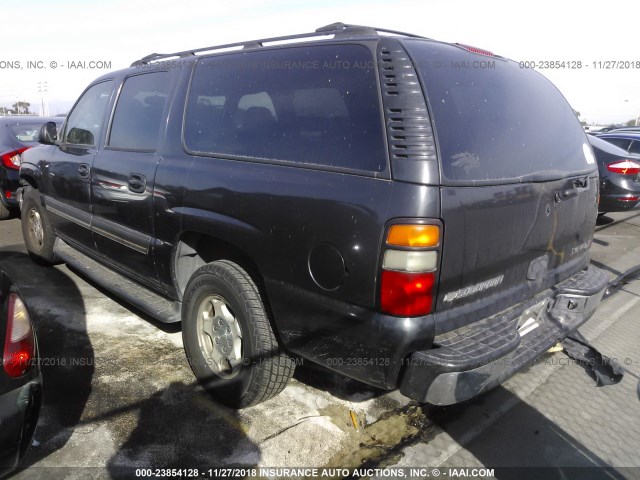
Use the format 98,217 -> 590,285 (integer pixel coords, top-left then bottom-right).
173,231 -> 268,305
19,162 -> 42,190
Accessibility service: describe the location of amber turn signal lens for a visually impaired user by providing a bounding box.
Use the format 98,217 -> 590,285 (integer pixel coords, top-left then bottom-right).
387,225 -> 440,248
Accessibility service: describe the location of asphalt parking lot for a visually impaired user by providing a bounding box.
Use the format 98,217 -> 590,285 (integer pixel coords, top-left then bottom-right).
1,211 -> 639,479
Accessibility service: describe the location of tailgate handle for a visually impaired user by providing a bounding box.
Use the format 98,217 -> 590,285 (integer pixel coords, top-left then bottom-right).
561,188 -> 579,199
561,177 -> 589,199
572,177 -> 588,189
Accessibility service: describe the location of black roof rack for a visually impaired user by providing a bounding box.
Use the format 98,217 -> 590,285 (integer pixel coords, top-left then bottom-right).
131,22 -> 427,67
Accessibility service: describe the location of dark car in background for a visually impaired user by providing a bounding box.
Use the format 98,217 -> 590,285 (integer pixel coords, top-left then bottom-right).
0,268 -> 41,477
588,135 -> 640,213
596,131 -> 640,156
589,125 -> 624,134
604,126 -> 640,134
0,117 -> 63,219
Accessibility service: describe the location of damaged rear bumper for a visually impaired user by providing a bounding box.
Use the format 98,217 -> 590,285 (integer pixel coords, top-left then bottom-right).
399,265 -> 609,405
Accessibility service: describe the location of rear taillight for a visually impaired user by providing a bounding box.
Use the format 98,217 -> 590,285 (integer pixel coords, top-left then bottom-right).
3,293 -> 35,378
607,160 -> 640,175
380,223 -> 440,317
1,147 -> 30,170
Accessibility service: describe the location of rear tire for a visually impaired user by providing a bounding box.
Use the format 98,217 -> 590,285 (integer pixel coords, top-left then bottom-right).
21,188 -> 58,265
182,260 -> 294,408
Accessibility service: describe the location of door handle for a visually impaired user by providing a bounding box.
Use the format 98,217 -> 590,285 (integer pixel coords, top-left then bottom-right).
128,174 -> 146,194
78,163 -> 90,179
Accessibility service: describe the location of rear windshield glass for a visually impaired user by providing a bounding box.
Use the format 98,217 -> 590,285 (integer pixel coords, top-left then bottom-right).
405,40 -> 593,184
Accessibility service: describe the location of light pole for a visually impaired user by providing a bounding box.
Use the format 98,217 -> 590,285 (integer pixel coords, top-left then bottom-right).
37,81 -> 48,117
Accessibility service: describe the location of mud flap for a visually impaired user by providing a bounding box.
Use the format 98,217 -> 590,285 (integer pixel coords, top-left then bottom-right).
561,330 -> 624,386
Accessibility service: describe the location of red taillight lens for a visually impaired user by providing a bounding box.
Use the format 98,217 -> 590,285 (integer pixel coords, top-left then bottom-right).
3,293 -> 35,378
1,147 -> 30,170
619,196 -> 640,202
381,270 -> 435,317
607,160 -> 640,175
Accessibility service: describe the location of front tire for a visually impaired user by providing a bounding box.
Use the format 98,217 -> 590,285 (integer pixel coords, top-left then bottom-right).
21,188 -> 58,265
182,260 -> 294,408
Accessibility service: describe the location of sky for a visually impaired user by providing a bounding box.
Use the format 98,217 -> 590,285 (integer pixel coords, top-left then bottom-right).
1,0 -> 639,125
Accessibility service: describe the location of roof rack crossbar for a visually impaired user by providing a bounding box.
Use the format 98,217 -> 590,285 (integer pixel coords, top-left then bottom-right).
318,22 -> 426,39
131,22 -> 427,67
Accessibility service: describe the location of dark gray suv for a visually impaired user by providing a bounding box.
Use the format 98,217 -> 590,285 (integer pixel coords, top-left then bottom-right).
19,23 -> 607,408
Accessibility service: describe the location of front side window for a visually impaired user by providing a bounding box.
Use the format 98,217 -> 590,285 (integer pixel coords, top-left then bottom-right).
64,81 -> 113,146
108,72 -> 170,151
184,44 -> 386,172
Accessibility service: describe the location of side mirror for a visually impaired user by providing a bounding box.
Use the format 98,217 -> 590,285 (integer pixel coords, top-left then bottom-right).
38,122 -> 58,145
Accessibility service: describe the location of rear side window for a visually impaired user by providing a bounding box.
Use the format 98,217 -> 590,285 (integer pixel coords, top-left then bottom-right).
64,81 -> 113,146
184,44 -> 386,172
108,72 -> 170,151
629,140 -> 640,155
405,41 -> 593,184
603,138 -> 632,151
590,135 -> 630,156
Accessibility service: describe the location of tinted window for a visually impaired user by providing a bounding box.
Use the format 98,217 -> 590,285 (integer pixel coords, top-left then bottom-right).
405,41 -> 593,184
603,138 -> 632,151
109,72 -> 170,151
184,45 -> 386,172
9,121 -> 62,145
589,135 -> 630,157
293,88 -> 348,118
238,92 -> 276,117
64,81 -> 113,145
629,141 -> 640,155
